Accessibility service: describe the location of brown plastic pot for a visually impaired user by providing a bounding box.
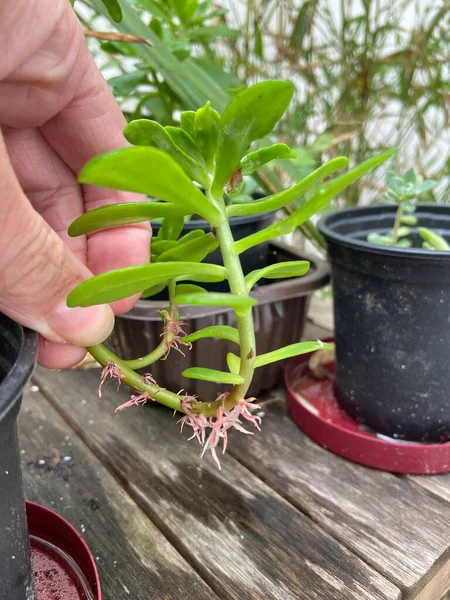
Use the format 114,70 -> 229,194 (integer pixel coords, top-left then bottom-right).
107,241 -> 329,398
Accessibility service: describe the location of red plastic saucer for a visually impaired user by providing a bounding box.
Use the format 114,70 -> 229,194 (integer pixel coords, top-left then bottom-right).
27,501 -> 102,599
284,348 -> 450,475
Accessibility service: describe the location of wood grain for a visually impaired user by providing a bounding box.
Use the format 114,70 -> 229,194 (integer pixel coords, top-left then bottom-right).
226,397 -> 450,599
20,383 -> 217,600
33,368 -> 401,600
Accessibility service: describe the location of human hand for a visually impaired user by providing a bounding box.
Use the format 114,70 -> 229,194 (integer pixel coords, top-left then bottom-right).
0,0 -> 150,369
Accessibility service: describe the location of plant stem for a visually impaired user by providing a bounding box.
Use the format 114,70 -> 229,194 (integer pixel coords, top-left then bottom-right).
392,205 -> 403,245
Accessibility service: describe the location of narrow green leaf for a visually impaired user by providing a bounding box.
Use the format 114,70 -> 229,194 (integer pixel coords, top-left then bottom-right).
141,282 -> 167,298
241,144 -> 296,175
182,367 -> 244,385
254,19 -> 264,59
68,202 -> 186,237
175,292 -> 257,311
226,353 -> 241,374
171,0 -> 198,23
180,111 -> 196,139
194,102 -> 220,172
165,126 -> 206,168
108,70 -> 147,95
418,227 -> 450,250
254,341 -> 332,368
156,232 -> 218,262
151,240 -> 178,255
212,81 -> 295,195
182,325 -> 240,345
245,261 -> 310,291
178,230 -> 204,244
227,157 -> 349,218
78,147 -> 224,226
124,120 -> 209,187
174,284 -> 207,296
101,0 -> 122,22
158,216 -> 185,240
67,262 -> 227,307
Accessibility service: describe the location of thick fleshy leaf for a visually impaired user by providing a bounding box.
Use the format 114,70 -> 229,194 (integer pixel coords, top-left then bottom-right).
165,126 -> 205,168
211,81 -> 295,195
245,261 -> 310,291
226,353 -> 241,374
124,120 -> 209,187
418,227 -> 450,250
400,215 -> 418,226
254,341 -> 332,368
68,202 -> 186,237
78,147 -> 224,226
175,292 -> 257,311
182,325 -> 240,344
194,102 -> 220,171
151,240 -> 178,255
234,150 -> 396,254
241,144 -> 296,175
67,262 -> 227,307
178,230 -> 205,245
141,282 -> 167,298
227,156 -> 349,217
174,284 -> 207,297
158,216 -> 185,240
182,367 -> 244,385
180,111 -> 196,139
156,232 -> 218,262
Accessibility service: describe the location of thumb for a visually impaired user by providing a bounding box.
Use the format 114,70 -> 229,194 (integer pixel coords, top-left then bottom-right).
0,136 -> 114,347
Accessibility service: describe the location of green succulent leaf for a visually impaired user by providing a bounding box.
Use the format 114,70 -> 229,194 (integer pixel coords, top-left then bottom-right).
245,261 -> 310,290
165,126 -> 206,168
254,341 -> 332,368
182,325 -> 240,345
78,147 -> 224,226
182,367 -> 244,385
123,119 -> 209,187
227,156 -> 349,217
67,262 -> 227,307
141,282 -> 167,298
194,102 -> 220,172
241,144 -> 296,176
212,80 -> 295,195
396,239 -> 412,248
178,230 -> 205,244
68,202 -> 186,237
158,216 -> 185,240
180,111 -> 196,139
400,215 -> 418,226
156,232 -> 218,262
418,227 -> 450,250
151,240 -> 178,255
396,226 -> 411,238
417,180 -> 437,195
367,232 -> 394,246
403,168 -> 417,186
226,352 -> 241,374
174,284 -> 207,296
175,292 -> 257,311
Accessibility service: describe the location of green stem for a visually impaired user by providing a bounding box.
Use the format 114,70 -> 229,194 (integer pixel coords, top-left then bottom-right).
121,339 -> 168,370
210,191 -> 256,407
392,205 -> 403,245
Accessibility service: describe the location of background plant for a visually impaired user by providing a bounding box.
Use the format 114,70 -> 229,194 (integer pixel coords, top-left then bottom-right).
367,168 -> 450,250
66,81 -> 392,466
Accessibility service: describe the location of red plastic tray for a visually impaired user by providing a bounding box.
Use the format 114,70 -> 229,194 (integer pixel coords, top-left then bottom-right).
284,348 -> 450,475
27,501 -> 101,599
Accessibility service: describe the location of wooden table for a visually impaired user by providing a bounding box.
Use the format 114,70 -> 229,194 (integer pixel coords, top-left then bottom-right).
20,312 -> 450,600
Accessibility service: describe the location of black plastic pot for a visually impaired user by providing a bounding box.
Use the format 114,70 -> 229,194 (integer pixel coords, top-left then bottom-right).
0,313 -> 37,599
151,209 -> 274,295
319,203 -> 450,442
107,241 -> 329,398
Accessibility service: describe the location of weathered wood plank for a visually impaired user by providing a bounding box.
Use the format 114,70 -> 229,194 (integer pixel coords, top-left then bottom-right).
226,397 -> 450,599
408,475 -> 450,505
34,368 -> 401,600
20,383 -> 218,600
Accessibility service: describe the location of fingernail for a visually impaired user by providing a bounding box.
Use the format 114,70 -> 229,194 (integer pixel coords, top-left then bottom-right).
47,301 -> 115,347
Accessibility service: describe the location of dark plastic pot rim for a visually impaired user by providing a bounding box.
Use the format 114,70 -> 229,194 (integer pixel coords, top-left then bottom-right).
318,203 -> 450,260
0,317 -> 37,422
117,241 -> 330,321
